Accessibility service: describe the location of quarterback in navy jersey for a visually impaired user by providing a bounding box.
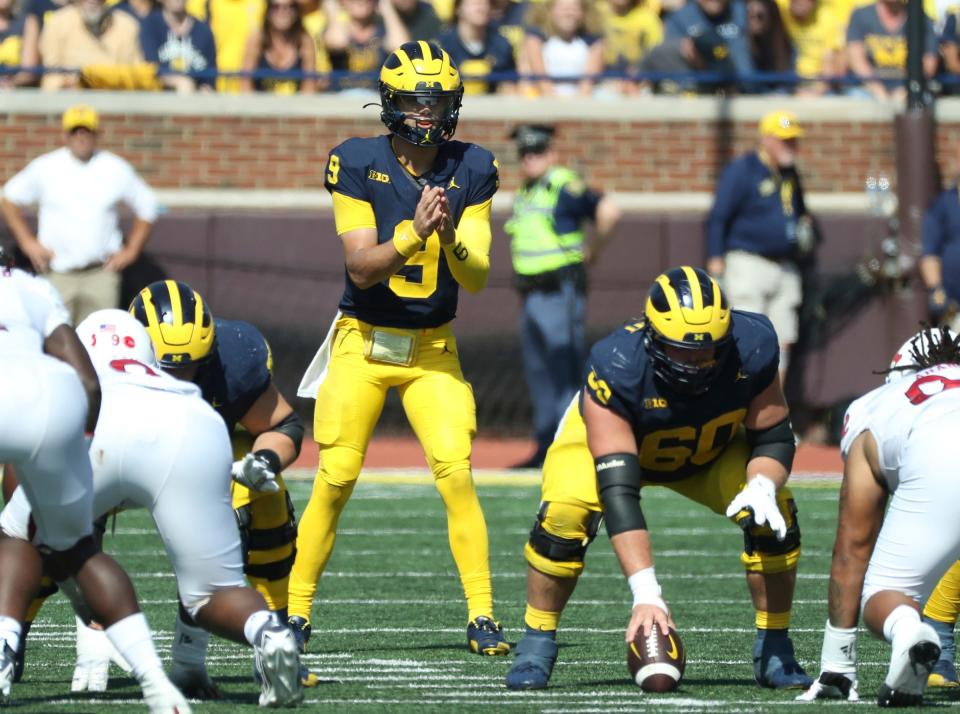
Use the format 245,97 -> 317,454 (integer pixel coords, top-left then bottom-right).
289,40 -> 509,660
130,279 -> 308,696
507,266 -> 812,692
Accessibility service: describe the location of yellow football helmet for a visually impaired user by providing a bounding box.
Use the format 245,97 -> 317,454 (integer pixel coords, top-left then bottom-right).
644,266 -> 732,394
379,40 -> 464,147
129,280 -> 215,368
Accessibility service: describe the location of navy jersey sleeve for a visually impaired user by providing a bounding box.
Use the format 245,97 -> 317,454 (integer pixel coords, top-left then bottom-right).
846,7 -> 869,42
922,190 -> 951,256
325,138 -> 372,201
732,311 -> 780,396
196,22 -> 218,86
583,330 -> 643,420
925,15 -> 938,54
490,33 -> 517,72
139,14 -> 162,61
463,144 -> 499,206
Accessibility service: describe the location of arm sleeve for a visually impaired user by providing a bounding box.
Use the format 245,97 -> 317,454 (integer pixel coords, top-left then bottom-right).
846,9 -> 866,42
464,149 -> 499,206
944,13 -> 958,44
331,192 -> 377,235
925,16 -> 938,54
922,194 -> 946,256
555,184 -> 602,227
443,198 -> 491,293
324,143 -> 369,200
140,22 -> 161,62
119,162 -> 159,222
705,161 -> 744,258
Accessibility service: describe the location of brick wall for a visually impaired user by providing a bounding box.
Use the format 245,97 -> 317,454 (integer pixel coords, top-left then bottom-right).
5,95 -> 960,194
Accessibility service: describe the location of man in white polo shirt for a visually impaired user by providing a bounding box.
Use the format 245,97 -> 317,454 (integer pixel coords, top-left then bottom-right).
1,104 -> 158,325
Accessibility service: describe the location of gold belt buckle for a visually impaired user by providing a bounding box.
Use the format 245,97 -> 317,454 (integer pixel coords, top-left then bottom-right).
365,328 -> 417,366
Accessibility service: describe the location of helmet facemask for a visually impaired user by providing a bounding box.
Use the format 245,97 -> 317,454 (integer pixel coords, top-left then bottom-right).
645,329 -> 733,395
380,82 -> 463,147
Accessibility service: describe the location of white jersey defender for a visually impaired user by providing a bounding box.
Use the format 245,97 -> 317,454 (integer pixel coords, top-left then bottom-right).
841,361 -> 960,605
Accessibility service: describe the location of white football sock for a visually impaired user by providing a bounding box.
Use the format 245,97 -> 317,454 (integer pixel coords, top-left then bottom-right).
244,610 -> 274,646
0,616 -> 21,654
105,613 -> 162,680
883,605 -> 921,646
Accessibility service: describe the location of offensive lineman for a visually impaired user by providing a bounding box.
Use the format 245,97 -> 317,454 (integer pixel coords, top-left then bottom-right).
506,266 -> 812,691
0,309 -> 303,708
799,326 -> 960,707
0,253 -> 188,712
129,280 -> 308,694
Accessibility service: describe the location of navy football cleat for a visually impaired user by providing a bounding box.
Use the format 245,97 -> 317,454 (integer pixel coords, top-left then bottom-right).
754,629 -> 813,689
287,616 -> 319,688
467,617 -> 510,656
506,634 -> 558,690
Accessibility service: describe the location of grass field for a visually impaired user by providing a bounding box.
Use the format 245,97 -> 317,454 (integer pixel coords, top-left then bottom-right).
8,472 -> 959,712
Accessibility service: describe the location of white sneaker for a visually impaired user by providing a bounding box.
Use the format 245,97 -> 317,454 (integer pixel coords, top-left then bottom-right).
878,621 -> 941,707
253,623 -> 303,708
0,642 -> 15,703
141,668 -> 193,714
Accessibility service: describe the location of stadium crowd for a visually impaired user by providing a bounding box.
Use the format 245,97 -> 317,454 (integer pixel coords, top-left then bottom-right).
0,0 -> 957,95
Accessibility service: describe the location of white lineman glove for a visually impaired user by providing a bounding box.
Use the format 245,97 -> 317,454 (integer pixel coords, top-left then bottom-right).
231,451 -> 281,493
724,475 -> 787,540
796,620 -> 859,702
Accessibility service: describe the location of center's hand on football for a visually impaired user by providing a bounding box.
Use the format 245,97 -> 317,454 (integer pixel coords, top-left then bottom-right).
231,452 -> 281,493
626,602 -> 674,644
795,671 -> 859,702
724,474 -> 787,540
413,185 -> 446,239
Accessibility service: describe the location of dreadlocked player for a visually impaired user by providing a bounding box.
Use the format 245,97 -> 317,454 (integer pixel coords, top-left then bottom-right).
800,325 -> 960,707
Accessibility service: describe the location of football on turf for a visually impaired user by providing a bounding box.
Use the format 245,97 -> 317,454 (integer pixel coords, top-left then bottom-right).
627,623 -> 685,692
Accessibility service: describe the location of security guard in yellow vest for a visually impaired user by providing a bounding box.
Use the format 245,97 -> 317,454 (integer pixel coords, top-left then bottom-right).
505,124 -> 622,468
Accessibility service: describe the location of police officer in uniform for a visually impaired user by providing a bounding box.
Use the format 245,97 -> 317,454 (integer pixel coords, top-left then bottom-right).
505,124 -> 622,468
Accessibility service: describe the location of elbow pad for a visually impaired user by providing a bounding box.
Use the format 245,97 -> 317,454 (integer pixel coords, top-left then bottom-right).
746,417 -> 796,472
266,410 -> 305,457
595,452 -> 646,536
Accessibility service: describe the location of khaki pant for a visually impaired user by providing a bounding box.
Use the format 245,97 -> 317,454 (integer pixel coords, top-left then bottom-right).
47,267 -> 120,326
722,250 -> 802,346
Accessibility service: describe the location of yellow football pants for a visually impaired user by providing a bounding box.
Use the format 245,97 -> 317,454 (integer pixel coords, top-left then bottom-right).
231,431 -> 296,612
289,317 -> 494,623
529,402 -> 800,577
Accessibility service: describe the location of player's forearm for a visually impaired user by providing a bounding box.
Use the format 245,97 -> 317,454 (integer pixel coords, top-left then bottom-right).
610,529 -> 656,578
443,241 -> 489,293
252,430 -> 299,471
346,240 -> 411,289
745,457 -> 789,489
123,218 -> 153,259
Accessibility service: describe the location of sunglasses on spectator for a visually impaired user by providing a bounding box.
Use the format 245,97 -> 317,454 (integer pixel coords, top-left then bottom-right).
269,2 -> 296,10
519,147 -> 550,158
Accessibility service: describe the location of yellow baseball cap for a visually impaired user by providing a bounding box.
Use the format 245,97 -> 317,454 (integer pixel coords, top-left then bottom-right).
62,104 -> 100,132
759,110 -> 803,140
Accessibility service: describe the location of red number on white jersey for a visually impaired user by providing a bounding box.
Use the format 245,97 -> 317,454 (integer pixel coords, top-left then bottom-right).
904,373 -> 960,405
108,359 -> 159,377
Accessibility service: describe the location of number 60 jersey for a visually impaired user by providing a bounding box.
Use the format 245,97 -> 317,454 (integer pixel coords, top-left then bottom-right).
324,135 -> 499,328
841,363 -> 960,491
583,309 -> 780,483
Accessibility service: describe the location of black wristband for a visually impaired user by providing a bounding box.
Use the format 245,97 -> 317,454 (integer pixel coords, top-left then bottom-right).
253,448 -> 282,475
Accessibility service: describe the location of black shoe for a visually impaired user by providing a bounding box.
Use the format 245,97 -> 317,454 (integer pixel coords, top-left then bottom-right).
511,447 -> 548,470
12,622 -> 29,683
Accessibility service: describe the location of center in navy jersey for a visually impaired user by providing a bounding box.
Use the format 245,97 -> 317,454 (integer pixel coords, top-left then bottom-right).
583,310 -> 781,482
325,134 -> 499,329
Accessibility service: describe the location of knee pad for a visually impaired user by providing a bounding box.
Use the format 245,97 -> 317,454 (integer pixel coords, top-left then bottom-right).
317,444 -> 364,489
235,490 -> 298,582
41,535 -> 99,582
524,501 -> 602,579
740,498 -> 802,574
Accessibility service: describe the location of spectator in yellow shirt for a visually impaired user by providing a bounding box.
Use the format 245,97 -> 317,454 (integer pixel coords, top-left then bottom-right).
599,0 -> 662,95
776,0 -> 844,95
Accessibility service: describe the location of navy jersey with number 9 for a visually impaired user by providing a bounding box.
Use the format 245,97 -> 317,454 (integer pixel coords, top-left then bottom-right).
325,134 -> 499,328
